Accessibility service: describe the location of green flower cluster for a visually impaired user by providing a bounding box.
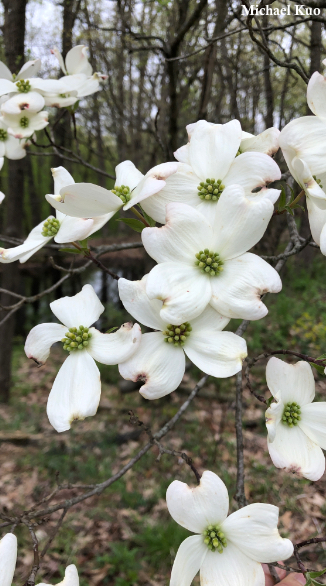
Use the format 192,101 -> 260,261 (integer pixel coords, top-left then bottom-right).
42,218 -> 60,237
16,79 -> 31,93
195,249 -> 223,276
62,326 -> 92,352
203,524 -> 227,553
197,178 -> 225,201
282,402 -> 301,427
111,185 -> 131,204
20,116 -> 29,128
0,129 -> 8,141
163,322 -> 192,346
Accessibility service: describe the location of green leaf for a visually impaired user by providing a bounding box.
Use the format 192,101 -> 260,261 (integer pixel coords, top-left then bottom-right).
79,238 -> 89,251
266,396 -> 274,408
59,248 -> 82,254
139,206 -> 156,227
316,353 -> 326,360
305,569 -> 326,585
116,218 -> 145,233
106,326 -> 119,333
309,362 -> 325,375
278,186 -> 286,210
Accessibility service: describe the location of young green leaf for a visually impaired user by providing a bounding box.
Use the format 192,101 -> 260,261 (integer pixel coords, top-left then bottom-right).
116,218 -> 145,233
59,248 -> 82,254
106,326 -> 119,333
139,206 -> 156,227
309,362 -> 325,375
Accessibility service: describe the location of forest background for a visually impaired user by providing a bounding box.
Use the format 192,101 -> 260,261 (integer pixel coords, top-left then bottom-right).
1,0 -> 326,584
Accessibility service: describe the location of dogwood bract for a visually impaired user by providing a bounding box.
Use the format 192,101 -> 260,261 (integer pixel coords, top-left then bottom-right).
24,285 -> 141,432
49,45 -> 107,106
0,167 -> 114,263
118,276 -> 247,399
0,533 -> 17,586
140,119 -> 281,224
166,470 -> 293,586
265,357 -> 326,481
142,193 -> 281,324
0,119 -> 27,161
45,160 -> 178,218
38,565 -> 79,586
0,58 -> 65,100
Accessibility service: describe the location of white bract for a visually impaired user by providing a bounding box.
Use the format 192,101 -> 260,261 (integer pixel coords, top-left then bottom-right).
141,119 -> 281,224
0,533 -> 17,586
49,45 -> 107,106
45,160 -> 178,218
38,565 -> 79,586
141,194 -> 281,324
0,118 -> 27,161
307,58 -> 326,120
265,357 -> 326,481
118,276 -> 247,399
0,167 -> 113,263
166,470 -> 293,586
0,191 -> 4,203
0,109 -> 48,139
24,285 -> 141,432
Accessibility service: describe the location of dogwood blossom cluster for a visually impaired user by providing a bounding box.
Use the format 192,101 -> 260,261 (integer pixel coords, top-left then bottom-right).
0,45 -> 106,149
4,65 -> 326,580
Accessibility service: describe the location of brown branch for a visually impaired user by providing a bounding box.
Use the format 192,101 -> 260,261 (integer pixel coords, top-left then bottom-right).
0,374 -> 208,528
22,521 -> 40,586
235,371 -> 247,507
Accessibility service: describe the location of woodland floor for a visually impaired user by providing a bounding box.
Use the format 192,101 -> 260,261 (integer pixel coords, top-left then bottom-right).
2,252 -> 326,586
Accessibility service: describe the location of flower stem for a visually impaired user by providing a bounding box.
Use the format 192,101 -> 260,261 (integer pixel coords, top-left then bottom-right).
131,206 -> 150,227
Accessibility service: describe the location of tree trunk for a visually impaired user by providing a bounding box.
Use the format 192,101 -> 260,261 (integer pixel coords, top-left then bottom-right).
0,0 -> 28,402
263,15 -> 274,128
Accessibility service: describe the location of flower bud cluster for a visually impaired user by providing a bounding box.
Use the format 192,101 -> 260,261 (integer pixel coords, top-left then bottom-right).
197,178 -> 225,201
162,322 -> 192,346
111,185 -> 131,204
62,326 -> 92,352
203,524 -> 227,553
0,128 -> 8,141
16,79 -> 31,93
195,249 -> 223,276
282,401 -> 301,427
42,218 -> 60,237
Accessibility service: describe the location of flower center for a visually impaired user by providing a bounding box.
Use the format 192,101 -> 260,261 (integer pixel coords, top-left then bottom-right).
197,178 -> 225,202
111,185 -> 131,204
62,326 -> 92,352
236,148 -> 242,157
162,322 -> 192,346
0,129 -> 8,141
282,402 -> 301,427
203,524 -> 227,553
16,79 -> 31,93
195,249 -> 223,276
42,218 -> 60,237
20,116 -> 29,128
313,175 -> 323,189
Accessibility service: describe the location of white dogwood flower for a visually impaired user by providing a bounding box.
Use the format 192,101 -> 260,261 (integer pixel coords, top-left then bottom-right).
166,470 -> 293,586
142,193 -> 281,324
279,122 -> 326,210
0,119 -> 27,161
24,285 -> 141,432
45,160 -> 178,218
118,276 -> 247,399
141,120 -> 281,224
38,565 -> 79,586
0,58 -> 66,100
0,110 -> 48,139
50,45 -> 107,104
0,191 -> 4,203
265,357 -> 326,481
0,533 -> 17,586
0,167 -> 113,263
